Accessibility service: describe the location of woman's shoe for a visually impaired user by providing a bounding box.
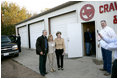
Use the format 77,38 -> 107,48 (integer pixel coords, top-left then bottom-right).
61,68 -> 64,70
52,68 -> 56,72
58,68 -> 61,70
50,68 -> 53,72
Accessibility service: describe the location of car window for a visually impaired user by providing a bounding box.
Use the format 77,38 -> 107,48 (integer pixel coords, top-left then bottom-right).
9,36 -> 17,43
1,36 -> 11,43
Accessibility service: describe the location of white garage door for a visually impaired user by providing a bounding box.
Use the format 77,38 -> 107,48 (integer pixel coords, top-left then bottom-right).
30,21 -> 44,49
19,26 -> 29,48
50,12 -> 77,53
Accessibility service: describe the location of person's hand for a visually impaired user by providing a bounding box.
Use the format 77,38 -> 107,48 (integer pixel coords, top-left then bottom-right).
40,52 -> 43,55
98,33 -> 103,39
62,52 -> 65,55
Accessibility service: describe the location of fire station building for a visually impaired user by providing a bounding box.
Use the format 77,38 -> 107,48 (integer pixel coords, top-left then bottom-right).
15,1 -> 117,60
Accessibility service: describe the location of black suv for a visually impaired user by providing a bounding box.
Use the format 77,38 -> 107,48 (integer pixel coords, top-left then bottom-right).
1,35 -> 19,58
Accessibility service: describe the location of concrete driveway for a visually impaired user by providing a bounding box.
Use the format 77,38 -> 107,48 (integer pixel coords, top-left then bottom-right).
1,57 -> 44,78
13,48 -> 111,78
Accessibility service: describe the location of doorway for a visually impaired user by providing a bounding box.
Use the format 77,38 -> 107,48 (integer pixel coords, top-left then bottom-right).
82,21 -> 96,56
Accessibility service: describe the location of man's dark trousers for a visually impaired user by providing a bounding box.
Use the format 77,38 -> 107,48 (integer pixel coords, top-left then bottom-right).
39,52 -> 47,75
101,47 -> 112,74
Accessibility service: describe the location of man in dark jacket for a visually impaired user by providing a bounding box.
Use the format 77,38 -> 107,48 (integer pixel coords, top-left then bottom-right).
36,30 -> 48,76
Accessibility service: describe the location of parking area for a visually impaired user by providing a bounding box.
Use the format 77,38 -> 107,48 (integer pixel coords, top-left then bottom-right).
12,48 -> 111,78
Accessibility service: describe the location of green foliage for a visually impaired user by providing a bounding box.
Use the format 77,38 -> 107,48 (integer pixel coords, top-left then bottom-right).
1,1 -> 32,35
1,25 -> 15,35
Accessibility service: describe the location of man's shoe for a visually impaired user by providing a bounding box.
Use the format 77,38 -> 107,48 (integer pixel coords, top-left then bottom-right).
99,68 -> 106,71
45,72 -> 48,74
41,73 -> 45,76
104,72 -> 111,76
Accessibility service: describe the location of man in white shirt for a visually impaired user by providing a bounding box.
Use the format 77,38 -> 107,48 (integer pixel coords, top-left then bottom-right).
99,34 -> 117,78
98,20 -> 116,76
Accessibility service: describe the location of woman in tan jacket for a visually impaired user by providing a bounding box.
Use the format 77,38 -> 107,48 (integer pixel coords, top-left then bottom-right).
48,35 -> 56,72
55,31 -> 65,70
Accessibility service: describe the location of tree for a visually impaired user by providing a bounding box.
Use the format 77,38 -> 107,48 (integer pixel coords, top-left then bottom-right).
1,1 -> 32,35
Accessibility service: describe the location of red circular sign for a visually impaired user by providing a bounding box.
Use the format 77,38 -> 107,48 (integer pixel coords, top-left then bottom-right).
80,4 -> 95,21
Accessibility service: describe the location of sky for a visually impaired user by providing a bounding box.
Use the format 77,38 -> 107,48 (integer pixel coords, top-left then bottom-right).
1,0 -> 69,14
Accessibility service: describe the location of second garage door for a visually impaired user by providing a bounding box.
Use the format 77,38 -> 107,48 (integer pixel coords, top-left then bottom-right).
30,21 -> 44,49
50,12 -> 77,53
19,26 -> 29,48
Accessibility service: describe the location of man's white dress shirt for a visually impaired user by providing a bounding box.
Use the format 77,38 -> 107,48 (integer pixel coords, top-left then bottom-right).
99,26 -> 117,60
99,26 -> 116,39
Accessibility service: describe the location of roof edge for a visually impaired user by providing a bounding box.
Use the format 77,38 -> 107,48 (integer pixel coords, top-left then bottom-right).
15,1 -> 81,26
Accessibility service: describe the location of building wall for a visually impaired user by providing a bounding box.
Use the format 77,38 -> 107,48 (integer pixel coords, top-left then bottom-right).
15,1 -> 117,60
